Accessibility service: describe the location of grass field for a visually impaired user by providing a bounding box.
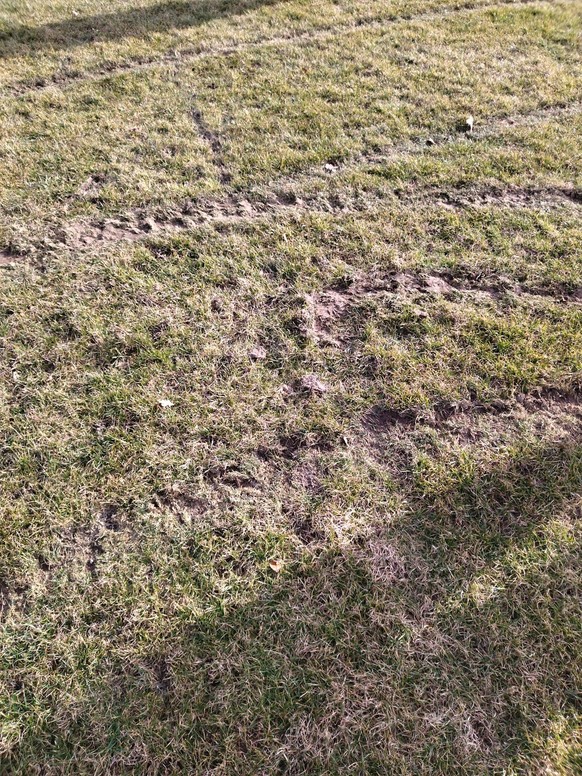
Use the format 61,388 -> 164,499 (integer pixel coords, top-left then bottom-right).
0,1 -> 581,773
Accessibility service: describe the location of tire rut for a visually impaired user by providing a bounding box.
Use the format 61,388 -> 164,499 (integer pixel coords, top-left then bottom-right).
3,0 -> 545,97
51,183 -> 580,252
2,102 -> 579,260
362,388 -> 582,435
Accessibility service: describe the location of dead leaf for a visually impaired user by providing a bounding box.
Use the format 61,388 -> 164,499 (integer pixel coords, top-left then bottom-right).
269,559 -> 283,573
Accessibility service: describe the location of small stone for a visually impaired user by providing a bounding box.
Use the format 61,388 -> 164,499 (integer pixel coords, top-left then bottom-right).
300,374 -> 329,394
249,346 -> 267,361
158,399 -> 174,409
323,163 -> 337,173
426,137 -> 436,146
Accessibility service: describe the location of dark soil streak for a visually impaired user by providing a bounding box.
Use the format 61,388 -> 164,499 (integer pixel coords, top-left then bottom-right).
191,104 -> 232,185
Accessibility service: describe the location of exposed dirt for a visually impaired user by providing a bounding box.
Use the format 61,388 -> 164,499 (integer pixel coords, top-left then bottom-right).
50,179 -> 580,255
439,390 -> 582,446
395,268 -> 582,303
148,490 -> 214,532
291,457 -> 324,496
362,388 -> 582,438
304,270 -> 581,347
362,405 -> 419,431
99,503 -> 121,532
436,184 -> 582,210
299,373 -> 330,395
304,289 -> 352,345
56,189 -> 356,250
0,582 -> 30,621
0,248 -> 20,267
278,430 -> 334,460
72,526 -> 105,577
202,460 -> 260,489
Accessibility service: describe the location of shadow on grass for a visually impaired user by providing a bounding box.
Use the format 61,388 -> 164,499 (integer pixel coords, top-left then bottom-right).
2,440 -> 580,773
0,0 -> 282,58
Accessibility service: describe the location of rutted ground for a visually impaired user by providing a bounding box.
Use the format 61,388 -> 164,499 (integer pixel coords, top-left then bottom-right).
1,1 -> 581,247
0,0 -> 553,89
0,1 -> 580,774
2,101 -> 580,257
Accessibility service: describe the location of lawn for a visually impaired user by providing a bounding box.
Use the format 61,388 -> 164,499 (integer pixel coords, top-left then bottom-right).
0,1 -> 580,773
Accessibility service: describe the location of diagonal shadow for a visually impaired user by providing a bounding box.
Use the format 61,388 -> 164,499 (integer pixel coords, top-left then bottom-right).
0,0 -> 283,59
2,438 -> 580,771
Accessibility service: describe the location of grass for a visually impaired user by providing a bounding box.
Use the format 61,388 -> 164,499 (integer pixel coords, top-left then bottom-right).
0,1 -> 581,773
0,0 -> 558,86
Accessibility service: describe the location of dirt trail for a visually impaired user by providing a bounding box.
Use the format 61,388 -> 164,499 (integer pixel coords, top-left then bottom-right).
362,388 -> 582,436
1,101 -> 579,264
58,183 -> 580,251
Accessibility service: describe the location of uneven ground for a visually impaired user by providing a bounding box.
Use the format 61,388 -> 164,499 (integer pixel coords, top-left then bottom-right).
0,1 -> 581,773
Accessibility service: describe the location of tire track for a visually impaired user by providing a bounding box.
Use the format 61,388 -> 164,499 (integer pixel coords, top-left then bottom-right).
1,102 -> 579,263
362,387 -> 582,434
44,184 -> 580,254
5,183 -> 579,262
2,0 -> 547,97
